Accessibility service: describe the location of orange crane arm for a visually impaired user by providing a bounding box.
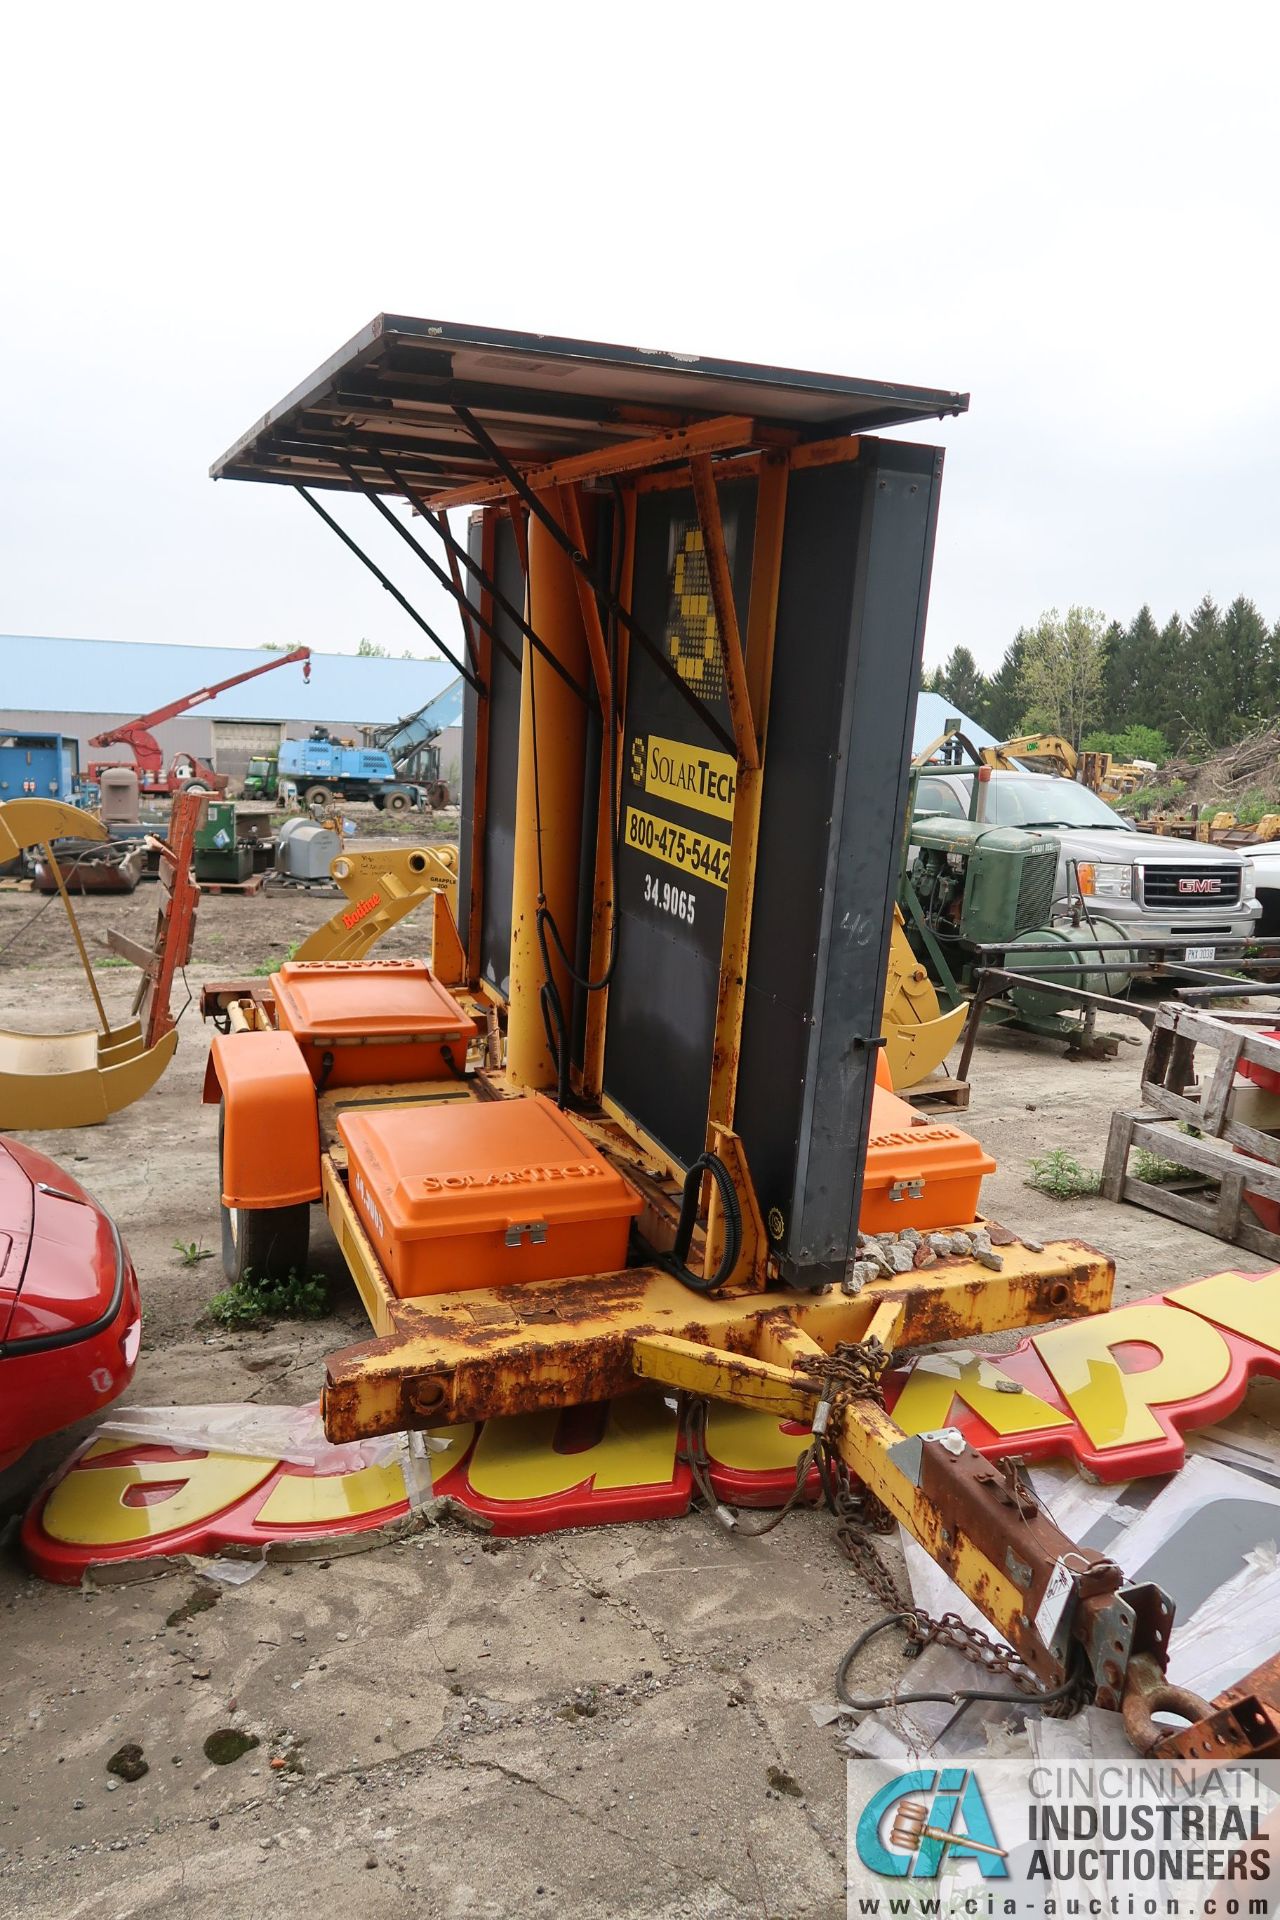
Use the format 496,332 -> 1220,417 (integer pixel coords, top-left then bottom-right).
88,647 -> 312,758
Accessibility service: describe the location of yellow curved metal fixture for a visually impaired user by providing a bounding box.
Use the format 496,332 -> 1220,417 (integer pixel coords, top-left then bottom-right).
880,906 -> 967,1090
0,798 -> 179,1130
292,844 -> 460,965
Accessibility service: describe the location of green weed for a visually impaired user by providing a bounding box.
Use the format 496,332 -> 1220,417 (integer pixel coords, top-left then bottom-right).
1025,1150 -> 1101,1199
173,1239 -> 214,1268
1133,1148 -> 1186,1184
251,941 -> 301,977
207,1268 -> 330,1328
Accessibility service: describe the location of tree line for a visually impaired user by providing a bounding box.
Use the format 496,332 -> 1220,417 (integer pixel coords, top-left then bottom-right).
925,596 -> 1280,760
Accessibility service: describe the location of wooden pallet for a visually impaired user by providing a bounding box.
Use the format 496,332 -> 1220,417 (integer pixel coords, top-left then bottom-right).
1102,1106 -> 1280,1262
197,872 -> 265,896
1140,1004 -> 1280,1157
899,1072 -> 971,1112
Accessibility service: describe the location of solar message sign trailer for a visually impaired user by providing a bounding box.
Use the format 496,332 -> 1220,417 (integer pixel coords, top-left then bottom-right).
202,317 -> 1247,1739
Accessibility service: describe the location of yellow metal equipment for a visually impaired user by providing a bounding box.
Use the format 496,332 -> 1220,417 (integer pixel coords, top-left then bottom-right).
978,733 -> 1152,805
199,316 -> 1204,1737
1138,808 -> 1280,845
880,905 -> 967,1088
0,796 -> 199,1129
291,844 -> 460,964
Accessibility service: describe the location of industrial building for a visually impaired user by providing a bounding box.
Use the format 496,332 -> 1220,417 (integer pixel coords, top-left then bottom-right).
0,635 -> 462,788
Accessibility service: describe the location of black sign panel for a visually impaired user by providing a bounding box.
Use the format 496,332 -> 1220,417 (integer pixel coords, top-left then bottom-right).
734,444 -> 942,1285
602,483 -> 756,1166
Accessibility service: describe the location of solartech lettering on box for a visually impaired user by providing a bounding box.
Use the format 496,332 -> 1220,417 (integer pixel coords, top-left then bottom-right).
415,1164 -> 606,1191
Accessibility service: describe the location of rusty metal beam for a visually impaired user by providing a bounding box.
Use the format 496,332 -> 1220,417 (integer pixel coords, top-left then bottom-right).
1150,1650 -> 1280,1758
555,485 -> 612,705
705,453 -> 788,1147
687,452 -> 759,772
632,431 -> 863,495
320,1222 -> 1112,1437
423,414 -> 761,510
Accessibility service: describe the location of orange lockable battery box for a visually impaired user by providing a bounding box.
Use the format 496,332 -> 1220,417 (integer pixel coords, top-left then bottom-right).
337,1092 -> 643,1297
271,959 -> 478,1089
858,1083 -> 995,1235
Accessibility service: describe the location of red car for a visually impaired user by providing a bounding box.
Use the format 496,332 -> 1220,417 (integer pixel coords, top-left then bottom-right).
0,1138 -> 140,1471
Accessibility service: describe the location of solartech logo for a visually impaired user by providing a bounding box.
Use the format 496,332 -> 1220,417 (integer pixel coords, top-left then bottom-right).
847,1760 -> 1279,1920
628,732 -> 736,821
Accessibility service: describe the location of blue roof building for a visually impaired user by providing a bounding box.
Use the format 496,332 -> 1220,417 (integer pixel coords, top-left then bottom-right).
0,634 -> 458,785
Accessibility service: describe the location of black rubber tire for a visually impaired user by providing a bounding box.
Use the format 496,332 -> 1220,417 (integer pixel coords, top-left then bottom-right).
218,1106 -> 310,1285
305,784 -> 332,813
372,794 -> 386,811
386,791 -> 409,814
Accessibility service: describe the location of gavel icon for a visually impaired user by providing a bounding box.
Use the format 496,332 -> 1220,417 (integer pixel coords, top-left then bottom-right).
890,1799 -> 1008,1862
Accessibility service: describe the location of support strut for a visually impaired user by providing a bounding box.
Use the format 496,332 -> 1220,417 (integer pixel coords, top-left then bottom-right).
452,404 -> 739,760
294,487 -> 483,695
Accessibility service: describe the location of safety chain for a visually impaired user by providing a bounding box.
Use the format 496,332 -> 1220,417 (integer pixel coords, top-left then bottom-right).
679,1338 -> 1093,1716
821,1437 -> 1092,1716
792,1335 -> 890,1408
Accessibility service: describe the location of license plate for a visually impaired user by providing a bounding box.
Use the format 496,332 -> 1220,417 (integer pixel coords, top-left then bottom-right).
1185,945 -> 1216,963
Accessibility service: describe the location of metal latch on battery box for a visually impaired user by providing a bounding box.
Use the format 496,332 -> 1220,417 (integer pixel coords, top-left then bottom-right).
889,1179 -> 925,1202
504,1220 -> 548,1247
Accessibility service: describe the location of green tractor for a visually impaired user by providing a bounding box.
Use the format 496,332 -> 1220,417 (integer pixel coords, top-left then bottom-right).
242,754 -> 279,802
901,745 -> 1134,1052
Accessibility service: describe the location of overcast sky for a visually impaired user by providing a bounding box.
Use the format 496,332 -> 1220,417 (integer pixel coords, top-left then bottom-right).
3,3 -> 1278,678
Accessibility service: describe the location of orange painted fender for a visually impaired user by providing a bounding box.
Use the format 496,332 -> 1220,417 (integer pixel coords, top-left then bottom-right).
203,1030 -> 321,1210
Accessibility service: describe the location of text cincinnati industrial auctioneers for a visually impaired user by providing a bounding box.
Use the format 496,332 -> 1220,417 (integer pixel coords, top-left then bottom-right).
849,1761 -> 1280,1920
1018,1768 -> 1271,1889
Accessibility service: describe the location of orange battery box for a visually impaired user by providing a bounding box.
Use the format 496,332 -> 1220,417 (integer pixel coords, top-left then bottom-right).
271,959 -> 478,1089
337,1092 -> 643,1297
858,1082 -> 995,1235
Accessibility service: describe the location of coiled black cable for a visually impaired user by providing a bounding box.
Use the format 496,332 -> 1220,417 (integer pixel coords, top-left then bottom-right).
661,1152 -> 741,1295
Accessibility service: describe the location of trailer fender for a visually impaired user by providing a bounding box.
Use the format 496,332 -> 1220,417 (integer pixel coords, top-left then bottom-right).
204,1030 -> 321,1210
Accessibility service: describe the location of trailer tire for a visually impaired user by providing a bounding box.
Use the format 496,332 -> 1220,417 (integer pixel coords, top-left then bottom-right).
386,791 -> 409,814
305,785 -> 333,814
219,1107 -> 310,1286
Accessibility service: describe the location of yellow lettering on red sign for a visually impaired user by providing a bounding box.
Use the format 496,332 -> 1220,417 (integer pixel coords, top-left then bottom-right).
890,1354 -> 1071,1439
1034,1303 -> 1232,1450
42,1448 -> 275,1547
1169,1268 -> 1280,1352
465,1398 -> 676,1502
702,1403 -> 812,1473
256,1462 -> 408,1527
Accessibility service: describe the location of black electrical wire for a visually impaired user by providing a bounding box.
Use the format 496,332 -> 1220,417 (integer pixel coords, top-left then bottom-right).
835,1612 -> 1084,1712
660,1152 -> 742,1295
527,483 -> 626,1109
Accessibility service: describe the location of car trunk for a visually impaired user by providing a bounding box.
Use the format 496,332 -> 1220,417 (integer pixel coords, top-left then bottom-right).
0,1141 -> 119,1347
